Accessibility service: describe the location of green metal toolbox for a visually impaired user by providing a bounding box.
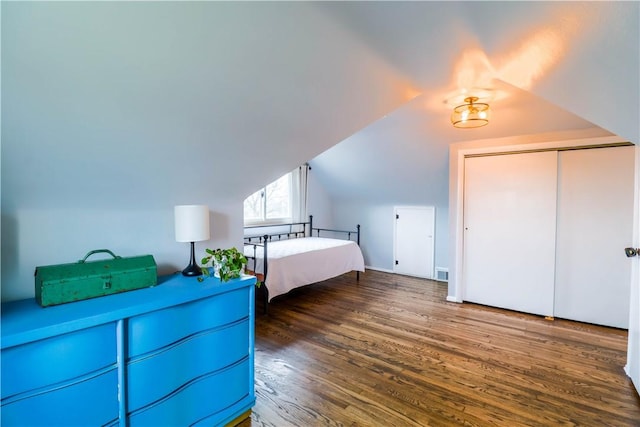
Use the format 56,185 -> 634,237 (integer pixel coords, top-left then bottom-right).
35,249 -> 157,307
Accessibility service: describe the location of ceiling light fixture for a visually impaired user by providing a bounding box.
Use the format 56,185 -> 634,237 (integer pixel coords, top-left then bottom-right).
451,96 -> 490,128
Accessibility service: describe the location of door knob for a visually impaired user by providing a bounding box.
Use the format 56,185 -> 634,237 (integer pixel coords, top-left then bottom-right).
624,247 -> 639,257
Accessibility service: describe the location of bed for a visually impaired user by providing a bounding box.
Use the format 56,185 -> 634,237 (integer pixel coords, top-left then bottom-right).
244,216 -> 365,311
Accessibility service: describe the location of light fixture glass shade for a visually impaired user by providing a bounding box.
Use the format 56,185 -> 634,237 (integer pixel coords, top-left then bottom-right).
451,96 -> 490,128
174,205 -> 210,243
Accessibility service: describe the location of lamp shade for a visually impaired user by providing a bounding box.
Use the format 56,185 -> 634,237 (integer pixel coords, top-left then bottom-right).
174,205 -> 210,243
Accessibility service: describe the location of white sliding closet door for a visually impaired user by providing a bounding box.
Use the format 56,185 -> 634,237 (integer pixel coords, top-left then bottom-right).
463,151 -> 558,316
554,146 -> 635,328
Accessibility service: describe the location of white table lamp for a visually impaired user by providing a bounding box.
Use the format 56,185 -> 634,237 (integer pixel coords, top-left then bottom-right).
174,205 -> 210,276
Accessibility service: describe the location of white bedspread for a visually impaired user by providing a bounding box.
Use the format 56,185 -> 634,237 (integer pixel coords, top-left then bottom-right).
244,237 -> 365,301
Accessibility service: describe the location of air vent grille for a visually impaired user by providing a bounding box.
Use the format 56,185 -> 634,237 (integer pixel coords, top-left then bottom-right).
435,268 -> 449,282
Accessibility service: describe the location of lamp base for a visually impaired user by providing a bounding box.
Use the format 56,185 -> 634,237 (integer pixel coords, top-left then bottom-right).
182,241 -> 203,277
182,263 -> 203,277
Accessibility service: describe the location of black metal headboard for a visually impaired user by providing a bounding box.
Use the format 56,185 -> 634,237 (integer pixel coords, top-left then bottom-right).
310,223 -> 361,245
244,216 -> 312,243
244,215 -> 360,245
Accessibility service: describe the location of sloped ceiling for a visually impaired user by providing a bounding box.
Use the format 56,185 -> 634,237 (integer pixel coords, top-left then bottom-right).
2,2 -> 416,210
2,1 -> 638,210
311,2 -> 638,201
317,1 -> 638,141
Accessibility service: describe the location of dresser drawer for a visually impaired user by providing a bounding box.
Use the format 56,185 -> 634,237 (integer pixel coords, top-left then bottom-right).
127,318 -> 249,412
128,357 -> 250,427
1,274 -> 255,427
127,287 -> 249,357
1,368 -> 119,427
1,323 -> 116,399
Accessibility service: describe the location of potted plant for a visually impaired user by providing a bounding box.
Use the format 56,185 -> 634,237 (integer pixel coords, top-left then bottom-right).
199,247 -> 247,282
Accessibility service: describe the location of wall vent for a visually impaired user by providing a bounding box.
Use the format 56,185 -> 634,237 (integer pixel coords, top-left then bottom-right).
435,267 -> 449,282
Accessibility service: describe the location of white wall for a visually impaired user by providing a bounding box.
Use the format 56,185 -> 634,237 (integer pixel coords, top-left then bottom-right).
326,200 -> 448,273
2,202 -> 243,302
306,167 -> 333,228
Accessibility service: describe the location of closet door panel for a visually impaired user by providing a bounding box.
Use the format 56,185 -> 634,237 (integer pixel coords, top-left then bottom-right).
463,151 -> 557,316
554,146 -> 634,328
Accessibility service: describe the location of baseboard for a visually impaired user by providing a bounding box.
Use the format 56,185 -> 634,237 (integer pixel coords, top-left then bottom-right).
365,265 -> 394,273
446,295 -> 461,303
366,266 -> 445,280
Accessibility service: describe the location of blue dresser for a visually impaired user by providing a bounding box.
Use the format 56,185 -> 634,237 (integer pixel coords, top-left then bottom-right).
1,273 -> 256,426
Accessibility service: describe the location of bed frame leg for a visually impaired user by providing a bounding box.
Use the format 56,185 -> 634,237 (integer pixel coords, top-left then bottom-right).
263,284 -> 269,315
357,271 -> 360,281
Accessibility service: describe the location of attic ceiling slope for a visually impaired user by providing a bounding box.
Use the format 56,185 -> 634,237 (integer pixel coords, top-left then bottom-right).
522,2 -> 640,143
2,2 -> 417,210
310,2 -> 626,203
456,1 -> 639,143
317,2 -> 639,144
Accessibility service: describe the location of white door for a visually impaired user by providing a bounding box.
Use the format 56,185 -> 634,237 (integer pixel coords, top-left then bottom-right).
393,206 -> 435,279
463,151 -> 558,316
554,146 -> 635,328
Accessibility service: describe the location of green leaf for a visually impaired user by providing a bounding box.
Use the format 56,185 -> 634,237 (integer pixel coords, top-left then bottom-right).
198,247 -> 246,282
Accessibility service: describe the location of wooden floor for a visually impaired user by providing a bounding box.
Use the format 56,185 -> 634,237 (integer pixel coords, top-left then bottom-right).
239,270 -> 640,426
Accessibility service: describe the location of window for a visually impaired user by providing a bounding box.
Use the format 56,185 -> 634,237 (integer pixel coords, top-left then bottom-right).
244,172 -> 293,225
244,164 -> 309,226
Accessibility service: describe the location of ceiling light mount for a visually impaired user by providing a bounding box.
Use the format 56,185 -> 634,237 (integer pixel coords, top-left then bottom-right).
451,96 -> 490,129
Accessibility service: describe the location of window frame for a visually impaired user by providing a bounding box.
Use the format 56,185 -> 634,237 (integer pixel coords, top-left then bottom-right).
243,171 -> 294,226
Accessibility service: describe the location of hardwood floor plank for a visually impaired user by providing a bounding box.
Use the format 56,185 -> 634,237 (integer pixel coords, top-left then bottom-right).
239,271 -> 640,426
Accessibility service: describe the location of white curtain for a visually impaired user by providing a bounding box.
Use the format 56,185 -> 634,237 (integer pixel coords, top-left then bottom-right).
291,163 -> 309,225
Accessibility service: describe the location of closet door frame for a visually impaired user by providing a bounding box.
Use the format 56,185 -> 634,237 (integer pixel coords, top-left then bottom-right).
449,134 -> 630,304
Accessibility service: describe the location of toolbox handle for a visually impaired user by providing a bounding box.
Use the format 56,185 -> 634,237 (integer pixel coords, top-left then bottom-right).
79,249 -> 121,263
